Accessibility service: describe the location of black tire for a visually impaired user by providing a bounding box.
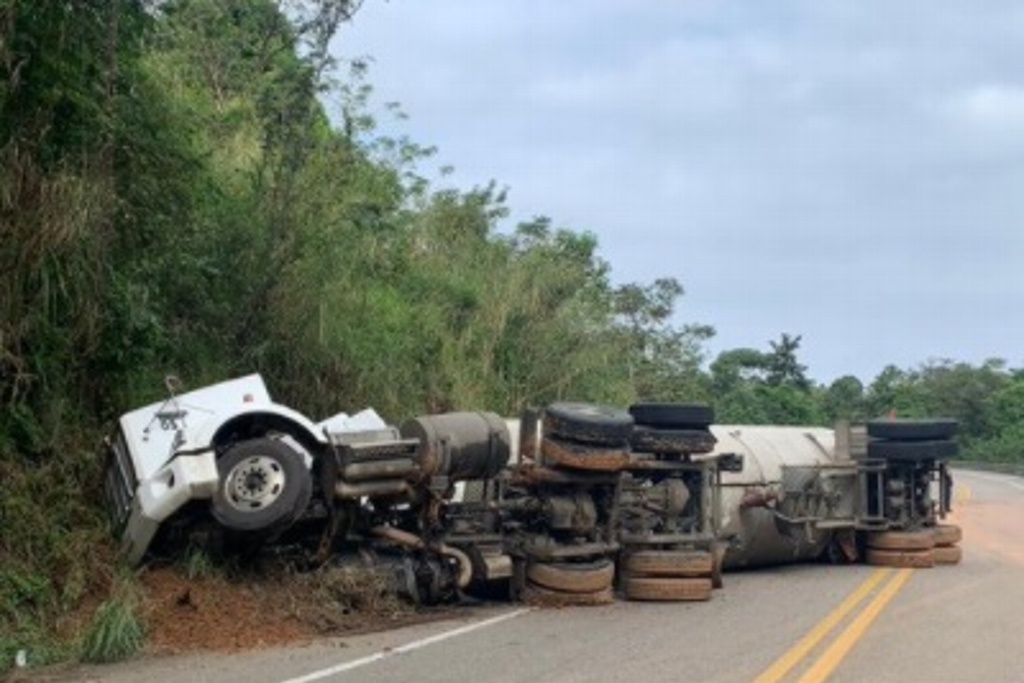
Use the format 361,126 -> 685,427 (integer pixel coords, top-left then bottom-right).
527,559 -> 615,593
866,419 -> 958,441
623,576 -> 713,602
933,545 -> 962,565
865,547 -> 934,568
540,436 -> 630,472
628,403 -> 714,429
630,426 -> 717,455
520,583 -> 616,606
867,439 -> 958,462
543,402 -> 633,447
866,530 -> 935,551
931,524 -> 962,546
212,438 -> 312,534
624,550 -> 713,577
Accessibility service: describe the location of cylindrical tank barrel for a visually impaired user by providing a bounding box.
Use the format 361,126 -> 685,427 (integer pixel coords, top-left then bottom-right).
400,412 -> 511,482
708,425 -> 838,569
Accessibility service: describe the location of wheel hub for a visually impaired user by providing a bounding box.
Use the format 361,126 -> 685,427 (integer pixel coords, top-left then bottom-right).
225,455 -> 285,511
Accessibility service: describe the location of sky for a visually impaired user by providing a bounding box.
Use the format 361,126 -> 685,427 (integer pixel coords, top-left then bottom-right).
329,0 -> 1024,384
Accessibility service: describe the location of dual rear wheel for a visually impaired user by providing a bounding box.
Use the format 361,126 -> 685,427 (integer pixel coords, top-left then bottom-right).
864,524 -> 963,568
521,558 -> 617,606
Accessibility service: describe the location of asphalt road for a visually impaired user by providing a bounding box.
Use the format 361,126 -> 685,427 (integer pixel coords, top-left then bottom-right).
36,468 -> 1024,683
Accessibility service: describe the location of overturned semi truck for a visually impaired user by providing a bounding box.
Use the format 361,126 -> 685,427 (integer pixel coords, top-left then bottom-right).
103,374 -> 960,606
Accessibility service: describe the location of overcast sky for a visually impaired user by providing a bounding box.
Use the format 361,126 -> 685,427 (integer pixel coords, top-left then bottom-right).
330,0 -> 1024,384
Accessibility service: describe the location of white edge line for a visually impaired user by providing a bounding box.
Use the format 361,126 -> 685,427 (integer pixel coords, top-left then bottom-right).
278,608 -> 531,683
956,470 -> 1024,492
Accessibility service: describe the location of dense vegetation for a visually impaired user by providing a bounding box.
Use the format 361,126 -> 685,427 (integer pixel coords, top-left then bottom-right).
1,0 -> 1021,669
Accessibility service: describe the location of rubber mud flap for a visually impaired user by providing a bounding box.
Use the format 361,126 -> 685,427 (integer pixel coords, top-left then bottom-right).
932,545 -> 963,565
520,582 -> 616,607
543,402 -> 633,447
866,418 -> 958,441
624,550 -> 714,578
629,426 -> 716,455
540,436 -> 630,472
865,547 -> 935,568
623,576 -> 713,602
931,523 -> 963,546
628,403 -> 714,429
866,439 -> 958,461
526,559 -> 615,593
867,530 -> 936,551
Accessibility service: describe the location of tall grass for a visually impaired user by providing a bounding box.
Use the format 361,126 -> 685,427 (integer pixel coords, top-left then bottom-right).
78,596 -> 145,664
0,428 -> 117,673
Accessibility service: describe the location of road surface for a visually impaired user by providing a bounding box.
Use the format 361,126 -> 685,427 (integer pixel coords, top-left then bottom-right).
34,468 -> 1024,683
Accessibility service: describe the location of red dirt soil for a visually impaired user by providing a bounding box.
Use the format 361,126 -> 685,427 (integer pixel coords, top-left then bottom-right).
140,568 -> 312,653
137,564 -> 452,655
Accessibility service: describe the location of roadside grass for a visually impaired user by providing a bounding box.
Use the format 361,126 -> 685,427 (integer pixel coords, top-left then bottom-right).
0,624 -> 73,672
179,543 -> 222,580
78,592 -> 145,664
0,429 -> 126,673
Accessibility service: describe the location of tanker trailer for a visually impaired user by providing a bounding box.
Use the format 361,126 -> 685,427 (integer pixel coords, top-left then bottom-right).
706,419 -> 960,570
707,425 -> 843,569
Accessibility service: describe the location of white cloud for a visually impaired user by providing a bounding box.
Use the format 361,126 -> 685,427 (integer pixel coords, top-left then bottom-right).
954,84 -> 1024,127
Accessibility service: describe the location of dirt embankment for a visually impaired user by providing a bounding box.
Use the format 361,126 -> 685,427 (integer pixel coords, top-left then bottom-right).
137,562 -> 450,655
4,561 -> 465,682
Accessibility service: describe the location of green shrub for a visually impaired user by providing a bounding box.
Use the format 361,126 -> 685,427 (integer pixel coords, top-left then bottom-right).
180,544 -> 220,580
78,597 -> 145,664
1,627 -> 71,672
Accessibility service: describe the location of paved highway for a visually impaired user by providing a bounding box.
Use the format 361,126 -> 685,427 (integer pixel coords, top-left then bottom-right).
49,468 -> 1024,683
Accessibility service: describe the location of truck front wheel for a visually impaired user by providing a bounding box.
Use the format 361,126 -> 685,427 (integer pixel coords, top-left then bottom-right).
212,438 -> 312,535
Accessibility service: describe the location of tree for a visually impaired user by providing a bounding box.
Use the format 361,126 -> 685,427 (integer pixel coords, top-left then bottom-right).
967,376 -> 1024,462
614,278 -> 714,402
709,348 -> 769,395
986,378 -> 1024,435
765,333 -> 811,390
864,365 -> 924,419
824,375 -> 866,422
709,333 -> 818,425
913,359 -> 1010,441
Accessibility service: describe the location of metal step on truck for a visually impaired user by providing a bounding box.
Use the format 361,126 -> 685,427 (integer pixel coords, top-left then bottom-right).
103,374 -> 961,608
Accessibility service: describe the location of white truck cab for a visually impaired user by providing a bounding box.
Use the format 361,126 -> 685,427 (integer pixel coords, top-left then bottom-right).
103,374 -> 388,564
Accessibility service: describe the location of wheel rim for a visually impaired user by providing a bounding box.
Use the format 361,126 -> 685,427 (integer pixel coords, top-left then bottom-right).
224,455 -> 286,512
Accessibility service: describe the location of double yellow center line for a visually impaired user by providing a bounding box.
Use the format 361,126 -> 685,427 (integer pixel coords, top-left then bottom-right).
754,567 -> 914,683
